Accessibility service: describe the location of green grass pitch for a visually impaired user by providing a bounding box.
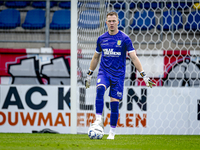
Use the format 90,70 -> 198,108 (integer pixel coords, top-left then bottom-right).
0,133 -> 200,150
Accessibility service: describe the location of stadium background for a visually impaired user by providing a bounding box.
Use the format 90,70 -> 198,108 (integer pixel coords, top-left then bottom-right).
0,0 -> 200,135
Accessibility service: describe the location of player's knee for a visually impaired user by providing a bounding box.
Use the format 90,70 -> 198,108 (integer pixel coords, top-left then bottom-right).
96,86 -> 105,99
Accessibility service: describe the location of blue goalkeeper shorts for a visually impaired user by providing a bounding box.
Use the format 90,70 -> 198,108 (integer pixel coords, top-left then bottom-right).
96,69 -> 125,100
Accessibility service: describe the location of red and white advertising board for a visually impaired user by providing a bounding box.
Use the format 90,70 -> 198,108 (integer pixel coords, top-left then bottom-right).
0,85 -> 200,135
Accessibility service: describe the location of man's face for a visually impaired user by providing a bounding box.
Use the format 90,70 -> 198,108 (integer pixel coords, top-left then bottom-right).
106,15 -> 119,32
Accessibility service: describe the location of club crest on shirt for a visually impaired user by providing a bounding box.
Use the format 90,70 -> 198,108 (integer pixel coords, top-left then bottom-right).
117,40 -> 121,46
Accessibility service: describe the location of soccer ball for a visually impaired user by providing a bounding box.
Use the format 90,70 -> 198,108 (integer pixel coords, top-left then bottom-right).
88,125 -> 104,139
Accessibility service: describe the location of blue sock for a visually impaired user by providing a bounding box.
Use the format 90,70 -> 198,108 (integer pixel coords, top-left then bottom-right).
95,86 -> 105,115
110,101 -> 119,127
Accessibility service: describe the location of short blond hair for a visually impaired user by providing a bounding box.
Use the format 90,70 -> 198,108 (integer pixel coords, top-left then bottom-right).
106,12 -> 118,19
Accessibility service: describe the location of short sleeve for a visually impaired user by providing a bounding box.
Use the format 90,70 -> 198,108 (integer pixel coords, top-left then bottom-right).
125,37 -> 135,53
95,37 -> 102,54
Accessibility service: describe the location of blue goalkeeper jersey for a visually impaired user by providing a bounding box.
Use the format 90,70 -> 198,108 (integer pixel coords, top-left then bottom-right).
96,30 -> 135,77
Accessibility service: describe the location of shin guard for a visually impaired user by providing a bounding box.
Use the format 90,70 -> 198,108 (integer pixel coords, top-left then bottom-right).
95,86 -> 105,115
110,101 -> 119,128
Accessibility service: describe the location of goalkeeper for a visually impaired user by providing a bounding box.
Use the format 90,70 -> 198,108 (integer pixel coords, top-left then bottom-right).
85,12 -> 155,140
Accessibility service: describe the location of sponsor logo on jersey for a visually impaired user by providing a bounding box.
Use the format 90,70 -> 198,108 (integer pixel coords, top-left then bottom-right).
97,78 -> 101,83
103,48 -> 121,57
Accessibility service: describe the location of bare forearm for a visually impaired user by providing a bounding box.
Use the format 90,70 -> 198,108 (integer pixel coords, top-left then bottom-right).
129,51 -> 156,88
89,53 -> 100,71
131,56 -> 143,72
89,58 -> 99,71
129,51 -> 143,72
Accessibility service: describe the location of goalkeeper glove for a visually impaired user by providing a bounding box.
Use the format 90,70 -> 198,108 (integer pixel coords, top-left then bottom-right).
85,69 -> 93,89
140,71 -> 156,88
